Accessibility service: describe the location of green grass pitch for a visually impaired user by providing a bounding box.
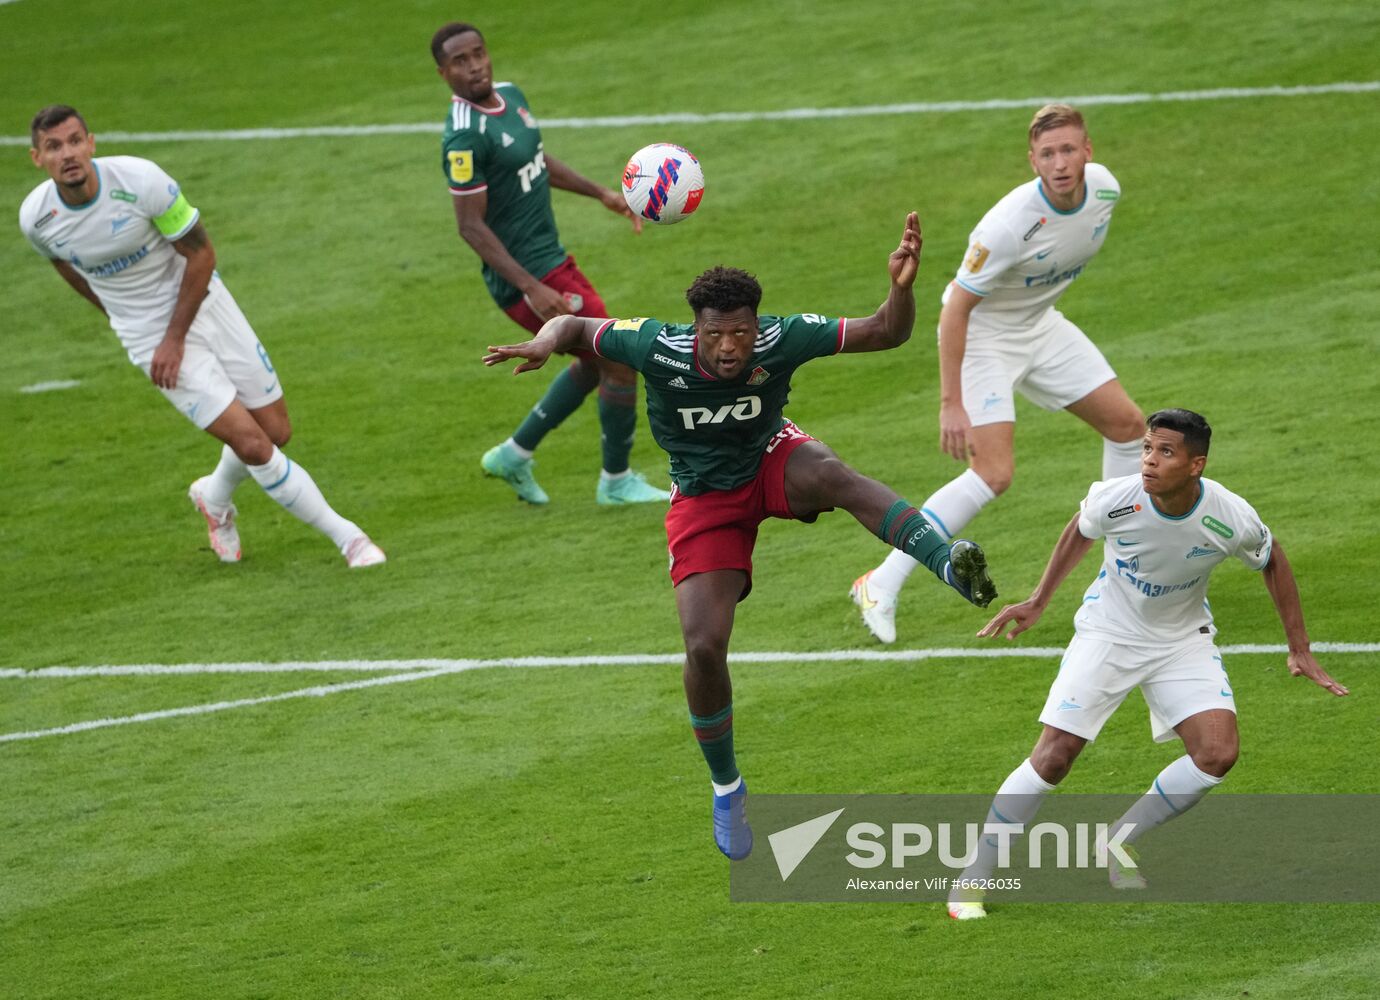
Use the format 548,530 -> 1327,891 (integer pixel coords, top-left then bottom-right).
1,1 -> 1377,996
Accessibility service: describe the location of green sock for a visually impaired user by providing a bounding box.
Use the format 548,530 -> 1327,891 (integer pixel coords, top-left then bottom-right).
877,500 -> 950,579
690,704 -> 739,786
512,361 -> 597,452
598,382 -> 638,474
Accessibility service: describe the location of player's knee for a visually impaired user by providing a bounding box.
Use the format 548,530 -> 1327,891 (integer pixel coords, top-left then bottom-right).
1191,741 -> 1238,778
683,634 -> 730,675
814,456 -> 863,498
1031,734 -> 1083,783
271,420 -> 292,448
972,465 -> 1013,497
232,436 -> 274,466
1113,412 -> 1146,444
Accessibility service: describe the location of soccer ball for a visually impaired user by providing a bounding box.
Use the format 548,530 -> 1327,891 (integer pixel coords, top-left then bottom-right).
621,143 -> 705,224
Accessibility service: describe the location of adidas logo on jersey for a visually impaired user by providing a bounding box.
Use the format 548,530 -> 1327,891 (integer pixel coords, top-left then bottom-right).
668,376 -> 688,389
501,133 -> 515,147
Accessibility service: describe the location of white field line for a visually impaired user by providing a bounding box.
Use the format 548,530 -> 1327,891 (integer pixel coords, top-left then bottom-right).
1,642 -> 1375,680
18,379 -> 81,394
1,643 -> 1373,744
1,82 -> 1375,147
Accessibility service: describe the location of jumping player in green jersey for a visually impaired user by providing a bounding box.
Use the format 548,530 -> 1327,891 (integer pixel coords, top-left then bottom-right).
485,213 -> 998,860
433,22 -> 669,506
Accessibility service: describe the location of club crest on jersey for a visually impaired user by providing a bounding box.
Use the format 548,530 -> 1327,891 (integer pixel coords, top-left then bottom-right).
1186,546 -> 1217,559
747,366 -> 770,386
517,106 -> 536,128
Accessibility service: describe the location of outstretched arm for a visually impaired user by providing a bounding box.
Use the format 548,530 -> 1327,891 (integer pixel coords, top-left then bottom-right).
482,315 -> 609,373
838,211 -> 922,353
978,512 -> 1096,640
545,154 -> 642,234
1260,541 -> 1348,696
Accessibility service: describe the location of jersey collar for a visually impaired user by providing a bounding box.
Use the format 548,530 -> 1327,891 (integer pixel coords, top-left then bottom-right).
452,92 -> 506,116
1036,177 -> 1087,216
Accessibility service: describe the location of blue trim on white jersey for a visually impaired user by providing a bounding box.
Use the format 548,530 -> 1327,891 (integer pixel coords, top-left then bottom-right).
953,278 -> 988,297
1036,179 -> 1087,216
61,162 -> 103,211
1150,481 -> 1207,521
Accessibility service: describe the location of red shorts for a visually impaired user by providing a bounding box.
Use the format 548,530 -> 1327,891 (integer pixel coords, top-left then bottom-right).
503,256 -> 609,358
665,421 -> 825,600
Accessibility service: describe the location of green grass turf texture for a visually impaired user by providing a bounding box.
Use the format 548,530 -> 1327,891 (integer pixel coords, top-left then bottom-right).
1,0 -> 1377,996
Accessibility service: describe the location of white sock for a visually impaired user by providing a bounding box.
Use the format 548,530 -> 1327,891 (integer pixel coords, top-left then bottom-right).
712,776 -> 743,796
954,758 -> 1057,895
505,437 -> 534,460
202,444 -> 250,508
1110,755 -> 1222,845
247,446 -> 362,551
1102,437 -> 1143,479
600,469 -> 630,483
869,470 -> 996,595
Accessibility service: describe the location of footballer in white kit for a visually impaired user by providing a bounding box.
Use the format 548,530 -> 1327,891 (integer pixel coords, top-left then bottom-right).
19,105 -> 384,568
945,409 -> 1348,921
853,104 -> 1147,644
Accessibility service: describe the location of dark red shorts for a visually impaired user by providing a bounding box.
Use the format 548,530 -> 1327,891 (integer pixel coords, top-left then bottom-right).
665,421 -> 824,600
503,256 -> 609,359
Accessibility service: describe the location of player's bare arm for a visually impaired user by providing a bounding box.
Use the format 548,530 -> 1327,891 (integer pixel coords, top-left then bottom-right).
978,512 -> 1096,640
483,315 -> 606,373
545,153 -> 642,233
937,285 -> 982,461
50,259 -> 106,315
1260,541 -> 1349,697
838,212 -> 922,354
149,220 -> 216,389
452,188 -> 571,321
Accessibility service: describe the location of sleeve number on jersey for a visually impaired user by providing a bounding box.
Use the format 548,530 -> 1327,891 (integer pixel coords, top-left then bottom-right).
448,150 -> 474,184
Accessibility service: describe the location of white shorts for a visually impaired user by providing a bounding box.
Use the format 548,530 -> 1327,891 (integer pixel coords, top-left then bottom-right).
960,311 -> 1117,427
137,280 -> 284,429
1038,632 -> 1237,744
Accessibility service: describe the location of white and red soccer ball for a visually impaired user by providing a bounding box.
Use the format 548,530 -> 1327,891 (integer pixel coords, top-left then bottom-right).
621,143 -> 704,224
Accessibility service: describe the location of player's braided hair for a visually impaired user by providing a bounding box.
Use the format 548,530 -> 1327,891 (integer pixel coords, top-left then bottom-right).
30,105 -> 86,145
686,266 -> 762,315
1147,408 -> 1212,456
431,22 -> 483,64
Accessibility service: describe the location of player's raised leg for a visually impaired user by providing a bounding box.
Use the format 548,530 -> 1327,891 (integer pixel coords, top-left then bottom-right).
675,568 -> 752,860
854,422 -> 1011,641
203,401 -> 384,567
787,441 -> 997,608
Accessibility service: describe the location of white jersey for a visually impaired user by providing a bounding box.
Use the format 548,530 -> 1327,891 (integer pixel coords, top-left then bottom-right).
1074,474 -> 1273,643
19,155 -> 203,364
943,162 -> 1120,341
